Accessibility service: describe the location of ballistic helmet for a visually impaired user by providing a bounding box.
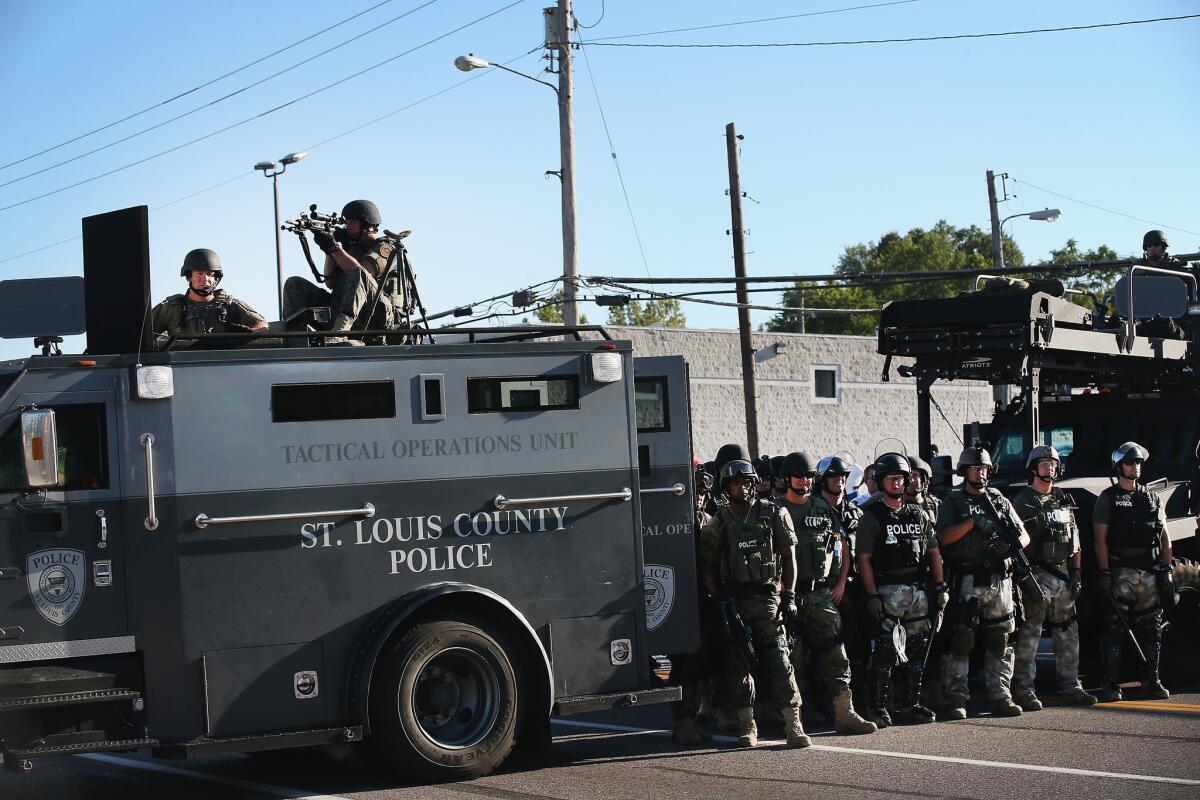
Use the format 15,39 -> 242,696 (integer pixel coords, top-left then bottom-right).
1143,229 -> 1168,250
180,248 -> 222,278
720,459 -> 757,489
1026,445 -> 1062,476
769,455 -> 786,481
341,199 -> 381,227
818,454 -> 854,479
714,444 -> 750,474
907,455 -> 933,479
1111,441 -> 1149,469
695,466 -> 715,495
874,452 -> 911,480
754,456 -> 774,481
782,451 -> 820,478
956,446 -> 995,476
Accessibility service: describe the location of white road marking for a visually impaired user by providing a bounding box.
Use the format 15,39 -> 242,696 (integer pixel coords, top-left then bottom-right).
551,718 -> 1200,787
78,753 -> 354,800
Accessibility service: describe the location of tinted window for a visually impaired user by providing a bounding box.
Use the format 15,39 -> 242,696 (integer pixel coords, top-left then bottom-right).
0,404 -> 109,492
272,381 -> 395,423
814,368 -> 837,399
467,376 -> 579,413
635,377 -> 669,433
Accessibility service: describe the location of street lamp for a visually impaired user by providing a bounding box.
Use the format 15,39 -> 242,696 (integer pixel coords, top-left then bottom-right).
455,13 -> 580,327
998,208 -> 1062,267
255,150 -> 309,319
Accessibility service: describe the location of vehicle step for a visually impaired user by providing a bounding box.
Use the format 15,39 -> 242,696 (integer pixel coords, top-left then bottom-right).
0,688 -> 141,712
0,665 -> 118,699
4,736 -> 157,759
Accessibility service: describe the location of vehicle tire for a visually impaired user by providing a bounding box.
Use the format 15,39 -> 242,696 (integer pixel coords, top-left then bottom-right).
369,612 -> 520,782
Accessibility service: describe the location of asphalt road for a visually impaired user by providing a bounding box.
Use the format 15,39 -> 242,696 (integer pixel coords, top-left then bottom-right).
4,683 -> 1198,800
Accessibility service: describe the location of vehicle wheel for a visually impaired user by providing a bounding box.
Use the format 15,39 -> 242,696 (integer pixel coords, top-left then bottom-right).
369,612 -> 520,782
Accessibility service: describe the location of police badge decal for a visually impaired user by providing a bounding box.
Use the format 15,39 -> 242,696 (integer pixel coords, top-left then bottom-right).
26,549 -> 87,626
644,564 -> 675,631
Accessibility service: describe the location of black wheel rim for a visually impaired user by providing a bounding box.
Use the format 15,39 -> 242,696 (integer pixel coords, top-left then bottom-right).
410,646 -> 501,749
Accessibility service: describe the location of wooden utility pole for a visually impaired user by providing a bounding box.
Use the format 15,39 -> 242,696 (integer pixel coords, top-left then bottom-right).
546,0 -> 579,327
725,122 -> 759,458
986,169 -> 1004,268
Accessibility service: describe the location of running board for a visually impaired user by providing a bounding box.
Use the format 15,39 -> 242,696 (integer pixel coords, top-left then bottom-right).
0,688 -> 141,712
553,686 -> 681,716
154,725 -> 363,759
2,737 -> 157,771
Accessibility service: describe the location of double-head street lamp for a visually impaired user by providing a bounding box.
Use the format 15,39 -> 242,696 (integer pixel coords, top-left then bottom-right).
454,3 -> 580,327
255,150 -> 308,318
998,207 -> 1062,268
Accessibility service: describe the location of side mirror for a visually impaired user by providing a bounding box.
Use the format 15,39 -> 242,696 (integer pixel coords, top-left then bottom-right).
21,408 -> 59,488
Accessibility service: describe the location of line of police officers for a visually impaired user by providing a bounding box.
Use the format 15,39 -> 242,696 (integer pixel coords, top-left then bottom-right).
672,438 -> 1177,747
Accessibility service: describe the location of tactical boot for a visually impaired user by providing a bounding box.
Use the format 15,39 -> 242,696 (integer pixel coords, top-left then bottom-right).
832,691 -> 877,734
735,707 -> 758,748
1060,687 -> 1098,706
715,706 -> 738,732
900,659 -> 935,724
1138,615 -> 1169,700
866,706 -> 892,728
782,706 -> 812,748
1015,692 -> 1043,712
1142,680 -> 1170,700
1094,684 -> 1123,703
990,698 -> 1023,717
1096,640 -> 1123,702
326,313 -> 364,346
942,706 -> 967,721
672,717 -> 704,746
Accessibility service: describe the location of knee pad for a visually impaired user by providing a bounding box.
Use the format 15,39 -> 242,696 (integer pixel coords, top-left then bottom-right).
950,626 -> 975,658
983,627 -> 1008,657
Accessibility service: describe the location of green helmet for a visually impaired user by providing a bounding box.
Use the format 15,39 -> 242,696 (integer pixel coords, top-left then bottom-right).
1025,445 -> 1062,476
341,199 -> 381,227
956,446 -> 994,476
874,452 -> 911,480
1143,229 -> 1168,250
180,248 -> 222,278
1111,441 -> 1149,470
720,459 -> 757,489
782,451 -> 819,478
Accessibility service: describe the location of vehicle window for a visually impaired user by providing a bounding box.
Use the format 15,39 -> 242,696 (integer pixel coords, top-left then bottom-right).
635,377 -> 669,433
0,404 -> 109,491
467,376 -> 579,413
272,381 -> 396,423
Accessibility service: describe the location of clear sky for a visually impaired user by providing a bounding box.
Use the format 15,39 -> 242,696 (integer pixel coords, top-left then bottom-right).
0,0 -> 1196,359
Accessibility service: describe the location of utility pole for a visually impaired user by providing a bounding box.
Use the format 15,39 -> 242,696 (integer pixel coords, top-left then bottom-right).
725,122 -> 759,458
546,1 -> 579,327
986,169 -> 1004,269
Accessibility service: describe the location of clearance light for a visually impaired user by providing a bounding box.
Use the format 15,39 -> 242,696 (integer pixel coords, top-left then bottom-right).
589,352 -> 623,383
136,366 -> 174,399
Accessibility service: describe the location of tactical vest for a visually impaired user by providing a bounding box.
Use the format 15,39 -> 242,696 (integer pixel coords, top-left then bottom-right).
1103,485 -> 1161,566
718,502 -> 779,587
1021,488 -> 1077,567
868,501 -> 927,579
785,498 -> 839,584
938,489 -> 997,567
163,292 -> 240,336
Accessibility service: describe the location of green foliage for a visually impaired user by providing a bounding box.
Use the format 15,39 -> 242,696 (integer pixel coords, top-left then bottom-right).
1043,239 -> 1122,300
606,297 -> 687,328
533,290 -> 587,325
768,221 -> 1024,336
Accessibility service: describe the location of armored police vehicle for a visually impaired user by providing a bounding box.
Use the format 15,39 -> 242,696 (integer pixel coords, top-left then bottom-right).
0,207 -> 699,781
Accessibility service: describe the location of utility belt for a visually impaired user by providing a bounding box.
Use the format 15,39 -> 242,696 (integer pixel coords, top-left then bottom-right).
875,568 -> 925,588
946,559 -> 1009,583
796,576 -> 834,594
729,583 -> 778,598
1110,548 -> 1159,571
1032,559 -> 1070,577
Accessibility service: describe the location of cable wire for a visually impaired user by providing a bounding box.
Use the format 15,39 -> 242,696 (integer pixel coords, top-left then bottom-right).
1011,178 -> 1200,238
575,0 -> 605,29
0,0 -> 442,190
582,13 -> 1200,48
588,279 -> 881,314
0,0 -> 400,172
0,0 -> 526,214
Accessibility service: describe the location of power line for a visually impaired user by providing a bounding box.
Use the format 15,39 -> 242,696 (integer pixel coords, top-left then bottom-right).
0,1 -> 526,215
1011,178 -> 1200,238
575,32 -> 651,278
587,0 -> 919,42
590,279 -> 881,314
582,13 -> 1200,48
575,0 -> 605,29
0,0 -> 400,172
0,0 -> 442,190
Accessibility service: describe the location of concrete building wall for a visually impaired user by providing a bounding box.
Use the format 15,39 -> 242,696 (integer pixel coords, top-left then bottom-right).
607,326 -> 994,465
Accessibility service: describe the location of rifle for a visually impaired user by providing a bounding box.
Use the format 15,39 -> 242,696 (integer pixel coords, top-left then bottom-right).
1100,586 -> 1146,664
977,488 -> 1050,606
281,204 -> 346,284
716,597 -> 758,670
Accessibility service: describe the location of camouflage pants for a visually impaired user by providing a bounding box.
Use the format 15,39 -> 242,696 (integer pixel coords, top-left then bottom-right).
1013,565 -> 1082,696
1112,566 -> 1159,612
284,267 -> 380,325
877,583 -> 932,638
942,573 -> 1015,705
725,593 -> 801,710
788,588 -> 852,695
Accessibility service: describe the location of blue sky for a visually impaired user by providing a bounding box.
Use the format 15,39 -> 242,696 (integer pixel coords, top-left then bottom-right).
0,0 -> 1196,358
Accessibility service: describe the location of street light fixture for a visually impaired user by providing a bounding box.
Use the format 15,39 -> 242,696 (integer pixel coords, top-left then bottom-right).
255,150 -> 309,318
454,7 -> 580,328
998,208 -> 1062,267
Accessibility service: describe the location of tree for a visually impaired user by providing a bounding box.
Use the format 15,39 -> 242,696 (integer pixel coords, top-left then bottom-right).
768,221 -> 1025,336
532,290 -> 588,325
606,297 -> 686,328
1044,239 -> 1121,300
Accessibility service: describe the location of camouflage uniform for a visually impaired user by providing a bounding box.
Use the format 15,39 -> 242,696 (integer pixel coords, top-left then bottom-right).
909,494 -> 940,527
936,489 -> 1023,709
699,500 -> 801,713
672,508 -> 714,725
150,290 -> 265,347
283,236 -> 396,329
1011,487 -> 1086,700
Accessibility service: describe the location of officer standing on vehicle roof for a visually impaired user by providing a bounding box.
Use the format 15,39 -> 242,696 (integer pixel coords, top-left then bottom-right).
283,199 -> 395,344
779,452 -> 877,734
936,446 -> 1029,719
857,453 -> 947,726
1093,442 -> 1175,701
1141,229 -> 1189,272
699,459 -> 811,748
150,249 -> 267,348
905,456 -> 940,526
1010,446 -> 1098,709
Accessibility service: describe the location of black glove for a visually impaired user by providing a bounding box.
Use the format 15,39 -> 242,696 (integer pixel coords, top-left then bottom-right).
983,536 -> 1010,560
312,229 -> 338,254
1157,566 -> 1178,612
333,226 -> 351,245
972,514 -> 997,537
1096,569 -> 1112,594
780,591 -> 799,624
934,581 -> 950,611
866,593 -> 885,622
1068,568 -> 1083,601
